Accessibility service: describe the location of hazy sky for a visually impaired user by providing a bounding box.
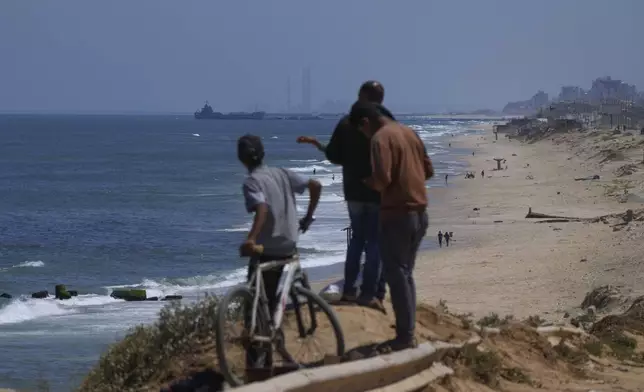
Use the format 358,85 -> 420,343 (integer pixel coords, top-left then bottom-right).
1,0 -> 643,113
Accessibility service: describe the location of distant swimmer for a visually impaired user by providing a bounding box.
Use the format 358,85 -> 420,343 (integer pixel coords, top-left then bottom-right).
445,174 -> 448,185
481,170 -> 485,178
332,174 -> 335,180
313,168 -> 316,175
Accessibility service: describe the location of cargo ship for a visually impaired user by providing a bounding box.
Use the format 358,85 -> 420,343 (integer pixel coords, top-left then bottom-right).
194,101 -> 265,120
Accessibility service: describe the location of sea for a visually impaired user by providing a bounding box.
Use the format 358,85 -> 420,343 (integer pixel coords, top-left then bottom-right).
0,114 -> 492,391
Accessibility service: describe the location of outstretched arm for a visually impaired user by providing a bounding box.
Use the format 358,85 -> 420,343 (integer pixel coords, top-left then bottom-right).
296,136 -> 326,152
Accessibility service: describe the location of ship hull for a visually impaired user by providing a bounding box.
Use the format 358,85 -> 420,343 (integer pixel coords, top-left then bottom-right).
194,112 -> 265,120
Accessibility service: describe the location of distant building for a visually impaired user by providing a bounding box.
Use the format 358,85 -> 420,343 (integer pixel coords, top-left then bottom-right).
588,76 -> 638,103
502,90 -> 549,115
557,86 -> 586,102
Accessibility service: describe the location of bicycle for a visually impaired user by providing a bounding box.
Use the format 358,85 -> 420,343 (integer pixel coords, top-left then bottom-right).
215,244 -> 345,387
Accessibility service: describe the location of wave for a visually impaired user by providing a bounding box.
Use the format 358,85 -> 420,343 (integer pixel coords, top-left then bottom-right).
290,165 -> 332,173
0,260 -> 45,272
0,294 -> 121,325
216,226 -> 250,233
297,193 -> 343,203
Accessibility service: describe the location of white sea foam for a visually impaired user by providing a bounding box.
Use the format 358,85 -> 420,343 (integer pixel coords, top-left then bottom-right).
0,294 -> 121,325
15,260 -> 45,268
0,260 -> 45,272
290,165 -> 332,174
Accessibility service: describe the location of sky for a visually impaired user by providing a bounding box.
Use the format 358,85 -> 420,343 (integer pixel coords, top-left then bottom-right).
1,0 -> 643,114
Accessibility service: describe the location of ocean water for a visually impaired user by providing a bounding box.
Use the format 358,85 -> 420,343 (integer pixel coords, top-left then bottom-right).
0,114 -> 490,391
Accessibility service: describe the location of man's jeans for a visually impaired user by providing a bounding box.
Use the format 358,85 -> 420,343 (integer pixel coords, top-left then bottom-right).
379,210 -> 428,343
343,201 -> 386,301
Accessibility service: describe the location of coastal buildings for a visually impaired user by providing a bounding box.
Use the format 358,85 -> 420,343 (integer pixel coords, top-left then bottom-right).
502,90 -> 549,115
503,76 -> 644,129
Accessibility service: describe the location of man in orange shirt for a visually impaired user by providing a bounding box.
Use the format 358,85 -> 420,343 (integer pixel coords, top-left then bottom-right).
350,101 -> 433,351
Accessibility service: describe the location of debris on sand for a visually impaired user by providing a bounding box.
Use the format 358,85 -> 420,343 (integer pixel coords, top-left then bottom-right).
574,174 -> 600,181
581,286 -> 625,311
597,149 -> 625,164
615,163 -> 638,177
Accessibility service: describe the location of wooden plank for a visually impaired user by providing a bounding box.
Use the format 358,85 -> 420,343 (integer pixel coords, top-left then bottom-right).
233,342 -> 438,392
364,363 -> 454,392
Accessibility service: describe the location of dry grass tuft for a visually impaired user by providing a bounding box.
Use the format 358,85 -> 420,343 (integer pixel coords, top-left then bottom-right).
78,296 -> 220,392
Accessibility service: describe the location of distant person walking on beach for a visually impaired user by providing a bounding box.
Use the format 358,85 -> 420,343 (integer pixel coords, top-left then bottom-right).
444,231 -> 451,247
481,170 -> 485,178
444,174 -> 448,185
353,101 -> 433,351
438,231 -> 443,247
296,81 -> 394,311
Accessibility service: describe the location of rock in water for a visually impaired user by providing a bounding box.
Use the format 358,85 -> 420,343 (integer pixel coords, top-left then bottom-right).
68,290 -> 78,297
31,290 -> 48,299
0,293 -> 12,299
55,284 -> 72,300
110,289 -> 147,301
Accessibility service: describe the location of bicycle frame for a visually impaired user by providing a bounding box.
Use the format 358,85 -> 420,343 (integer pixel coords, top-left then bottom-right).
248,256 -> 301,343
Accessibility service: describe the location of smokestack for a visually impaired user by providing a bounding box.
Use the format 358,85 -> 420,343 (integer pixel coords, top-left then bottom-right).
287,76 -> 291,113
302,67 -> 311,113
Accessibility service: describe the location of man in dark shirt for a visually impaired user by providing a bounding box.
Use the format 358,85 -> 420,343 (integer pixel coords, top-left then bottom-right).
350,101 -> 433,352
296,81 -> 392,310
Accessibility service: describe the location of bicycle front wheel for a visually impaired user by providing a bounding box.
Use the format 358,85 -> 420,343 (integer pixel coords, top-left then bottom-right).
278,285 -> 345,367
215,285 -> 269,387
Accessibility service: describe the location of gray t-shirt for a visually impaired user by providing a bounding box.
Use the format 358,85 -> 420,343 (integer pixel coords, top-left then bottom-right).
242,165 -> 309,256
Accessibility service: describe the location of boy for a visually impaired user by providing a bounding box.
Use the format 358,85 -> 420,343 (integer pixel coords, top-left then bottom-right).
237,134 -> 322,368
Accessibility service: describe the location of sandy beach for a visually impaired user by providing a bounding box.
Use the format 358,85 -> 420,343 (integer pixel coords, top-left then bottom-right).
417,124 -> 644,320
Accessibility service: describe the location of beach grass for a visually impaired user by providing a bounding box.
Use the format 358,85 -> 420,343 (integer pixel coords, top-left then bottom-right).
78,295 -> 220,392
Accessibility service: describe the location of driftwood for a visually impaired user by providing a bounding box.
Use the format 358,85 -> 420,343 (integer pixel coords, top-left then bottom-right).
526,208 -> 644,228
525,207 -> 583,221
574,175 -> 600,181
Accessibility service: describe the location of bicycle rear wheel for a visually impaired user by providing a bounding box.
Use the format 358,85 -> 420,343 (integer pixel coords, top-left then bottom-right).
277,285 -> 345,367
215,285 -> 270,387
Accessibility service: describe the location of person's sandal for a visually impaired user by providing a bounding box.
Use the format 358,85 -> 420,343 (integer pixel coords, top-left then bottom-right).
375,338 -> 418,354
